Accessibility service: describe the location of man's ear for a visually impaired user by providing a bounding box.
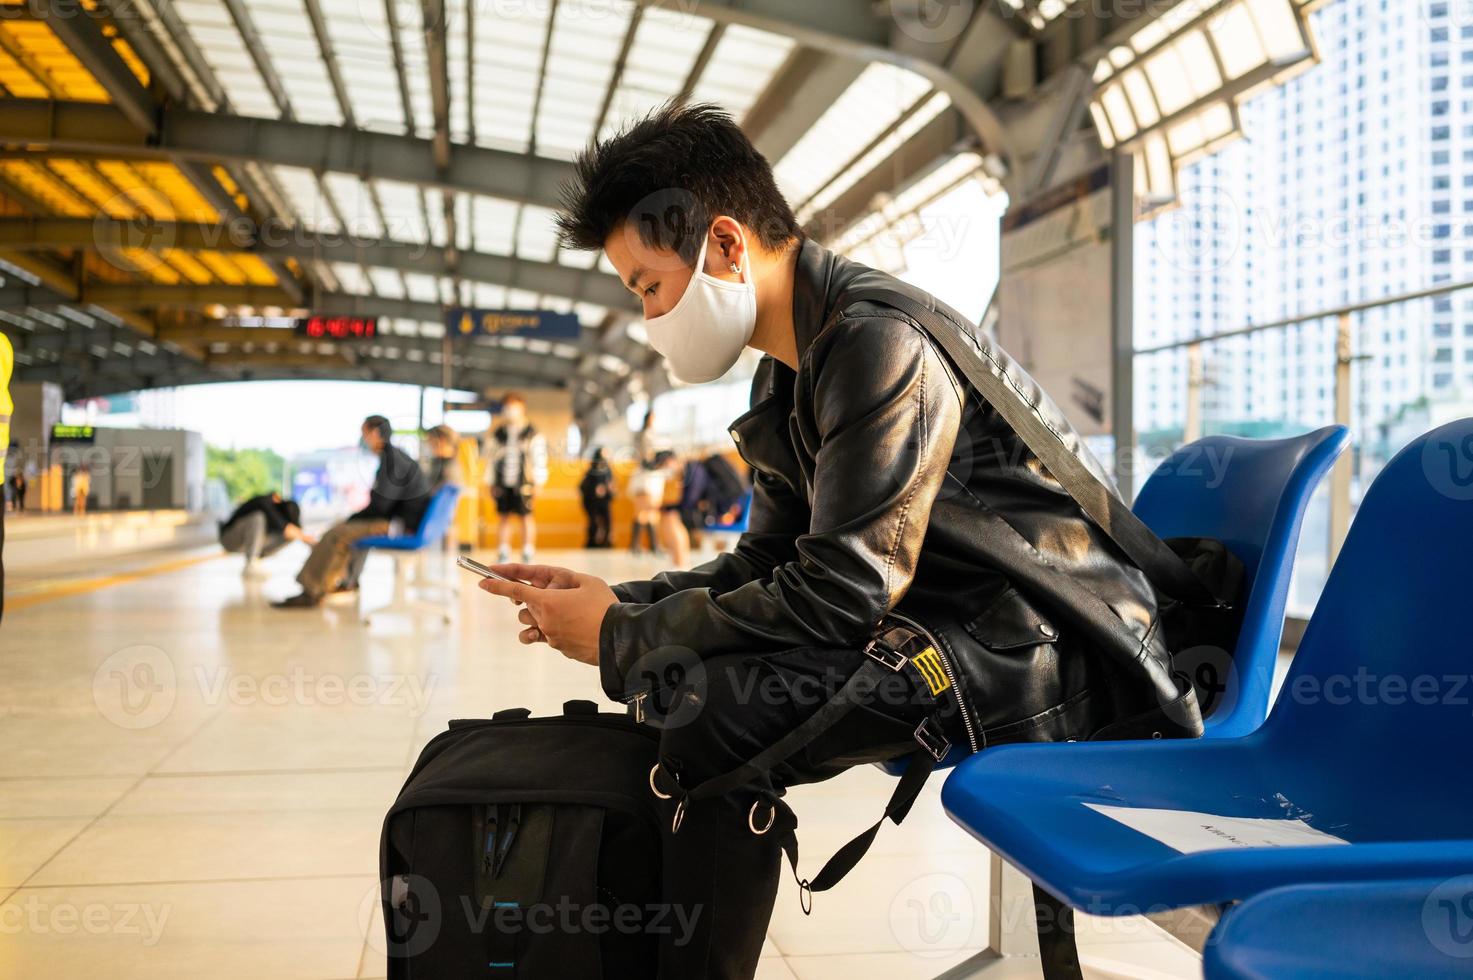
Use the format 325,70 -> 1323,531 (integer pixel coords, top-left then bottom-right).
708,216 -> 747,277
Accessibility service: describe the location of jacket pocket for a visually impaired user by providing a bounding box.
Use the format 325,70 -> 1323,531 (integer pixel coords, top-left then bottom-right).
963,587 -> 1060,651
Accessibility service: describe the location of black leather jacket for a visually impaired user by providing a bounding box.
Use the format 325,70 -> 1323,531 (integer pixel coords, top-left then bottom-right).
601,239 -> 1200,749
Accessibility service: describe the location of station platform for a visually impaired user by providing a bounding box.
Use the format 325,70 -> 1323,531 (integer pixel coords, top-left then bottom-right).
0,538 -> 1200,979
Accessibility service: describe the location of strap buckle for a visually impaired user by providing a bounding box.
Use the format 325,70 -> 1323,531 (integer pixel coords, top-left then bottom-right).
913,717 -> 951,762
863,638 -> 908,672
624,690 -> 648,723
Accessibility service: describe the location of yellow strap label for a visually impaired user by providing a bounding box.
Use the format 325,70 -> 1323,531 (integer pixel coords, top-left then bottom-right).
911,646 -> 952,697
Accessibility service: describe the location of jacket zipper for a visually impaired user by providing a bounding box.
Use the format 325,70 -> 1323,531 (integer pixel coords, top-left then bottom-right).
883,609 -> 980,754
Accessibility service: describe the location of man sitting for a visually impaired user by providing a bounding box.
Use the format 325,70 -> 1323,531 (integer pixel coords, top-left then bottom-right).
473,103 -> 1199,978
219,491 -> 312,578
273,415 -> 429,609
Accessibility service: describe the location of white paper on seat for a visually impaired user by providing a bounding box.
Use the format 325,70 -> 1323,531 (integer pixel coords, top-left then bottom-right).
1084,803 -> 1350,853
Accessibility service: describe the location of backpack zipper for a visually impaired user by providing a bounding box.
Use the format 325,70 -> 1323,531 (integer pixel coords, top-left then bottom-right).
882,609 -> 979,753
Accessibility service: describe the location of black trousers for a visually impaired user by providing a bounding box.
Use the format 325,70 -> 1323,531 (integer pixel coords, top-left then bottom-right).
583,498 -> 611,547
644,647 -> 929,980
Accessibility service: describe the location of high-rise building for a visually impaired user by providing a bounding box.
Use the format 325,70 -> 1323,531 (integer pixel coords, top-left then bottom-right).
1135,0 -> 1434,444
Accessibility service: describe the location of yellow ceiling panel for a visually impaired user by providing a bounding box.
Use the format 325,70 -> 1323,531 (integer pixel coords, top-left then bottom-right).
106,27 -> 149,88
93,161 -> 175,218
46,159 -> 134,215
130,162 -> 219,223
0,21 -> 107,101
122,248 -> 182,284
0,160 -> 92,217
231,253 -> 279,286
0,49 -> 49,97
160,249 -> 214,284
195,251 -> 247,285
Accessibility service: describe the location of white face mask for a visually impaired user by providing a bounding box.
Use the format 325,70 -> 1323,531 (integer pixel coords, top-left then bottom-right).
642,232 -> 757,384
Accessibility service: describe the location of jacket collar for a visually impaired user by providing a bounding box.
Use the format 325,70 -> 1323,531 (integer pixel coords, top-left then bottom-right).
790,236 -> 837,364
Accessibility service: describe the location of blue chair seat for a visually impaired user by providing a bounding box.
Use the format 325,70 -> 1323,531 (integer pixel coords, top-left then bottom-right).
943,418 -> 1473,916
1203,877 -> 1473,979
942,736 -> 1473,910
354,484 -> 460,552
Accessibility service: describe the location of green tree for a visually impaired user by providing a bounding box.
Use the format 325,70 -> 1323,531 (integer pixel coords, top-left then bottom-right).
207,446 -> 286,503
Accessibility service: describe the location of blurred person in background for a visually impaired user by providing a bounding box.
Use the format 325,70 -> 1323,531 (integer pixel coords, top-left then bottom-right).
0,330 -> 10,624
8,467 -> 26,513
220,490 -> 314,579
579,447 -> 614,548
485,392 -> 548,563
337,423 -> 464,595
625,455 -> 664,556
655,450 -> 691,567
71,464 -> 90,516
273,415 -> 429,609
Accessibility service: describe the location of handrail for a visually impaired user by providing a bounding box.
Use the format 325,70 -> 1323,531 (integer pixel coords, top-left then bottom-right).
1134,275 -> 1473,355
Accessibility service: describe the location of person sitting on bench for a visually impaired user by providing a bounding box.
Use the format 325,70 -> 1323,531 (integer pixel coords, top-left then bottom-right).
474,103 -> 1200,980
273,415 -> 429,609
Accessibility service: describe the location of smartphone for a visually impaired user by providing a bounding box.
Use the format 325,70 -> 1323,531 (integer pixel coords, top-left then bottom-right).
456,556 -> 518,582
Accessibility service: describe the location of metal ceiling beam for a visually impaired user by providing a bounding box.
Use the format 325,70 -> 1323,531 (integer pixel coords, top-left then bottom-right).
19,358 -> 561,401
0,101 -> 575,210
743,49 -> 867,161
804,107 -> 967,241
0,217 -> 634,311
631,0 -> 1016,171
30,0 -> 157,133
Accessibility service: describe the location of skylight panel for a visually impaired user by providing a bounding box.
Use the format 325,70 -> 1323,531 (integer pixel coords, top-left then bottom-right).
368,266 -> 405,298
331,261 -> 371,294
173,0 -> 279,117
468,3 -> 550,150
374,179 -> 429,244
688,24 -> 794,120
321,0 -> 405,131
534,1 -> 629,156
473,197 -> 519,256
515,206 -> 561,263
271,166 -> 341,233
323,174 -> 384,237
773,63 -> 935,208
472,282 -> 509,307
405,273 -> 439,302
244,0 -> 340,122
596,8 -> 711,139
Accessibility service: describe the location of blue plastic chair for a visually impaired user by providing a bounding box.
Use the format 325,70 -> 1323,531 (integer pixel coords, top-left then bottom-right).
1203,877 -> 1473,979
942,418 -> 1473,912
1133,425 -> 1349,737
707,489 -> 752,534
354,484 -> 461,623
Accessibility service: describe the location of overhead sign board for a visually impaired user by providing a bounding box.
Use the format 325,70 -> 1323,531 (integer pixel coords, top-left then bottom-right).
51,424 -> 96,443
293,315 -> 379,340
445,308 -> 581,340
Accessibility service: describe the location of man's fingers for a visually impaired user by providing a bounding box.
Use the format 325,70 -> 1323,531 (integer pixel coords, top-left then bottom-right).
519,627 -> 544,644
478,577 -> 527,603
490,563 -> 578,589
517,607 -> 538,628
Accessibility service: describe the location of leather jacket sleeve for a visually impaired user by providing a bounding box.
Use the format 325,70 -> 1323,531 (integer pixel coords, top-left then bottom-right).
598,314 -> 963,701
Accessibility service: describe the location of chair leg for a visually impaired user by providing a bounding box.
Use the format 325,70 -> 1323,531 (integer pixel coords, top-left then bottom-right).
1032,884 -> 1084,979
362,551 -> 455,626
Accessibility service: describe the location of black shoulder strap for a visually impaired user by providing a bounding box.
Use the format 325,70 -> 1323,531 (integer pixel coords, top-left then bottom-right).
843,286 -> 1221,609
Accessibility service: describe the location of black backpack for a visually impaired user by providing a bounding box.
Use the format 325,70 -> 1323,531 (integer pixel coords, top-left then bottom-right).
380,701 -> 663,978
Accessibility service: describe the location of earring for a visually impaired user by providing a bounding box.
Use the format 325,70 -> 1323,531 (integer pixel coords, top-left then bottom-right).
728,262 -> 740,273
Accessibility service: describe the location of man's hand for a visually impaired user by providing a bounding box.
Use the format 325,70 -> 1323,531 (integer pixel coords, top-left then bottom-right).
284,524 -> 318,546
477,564 -> 618,666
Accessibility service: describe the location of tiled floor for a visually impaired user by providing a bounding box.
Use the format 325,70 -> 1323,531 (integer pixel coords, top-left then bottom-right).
0,542 -> 1202,978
